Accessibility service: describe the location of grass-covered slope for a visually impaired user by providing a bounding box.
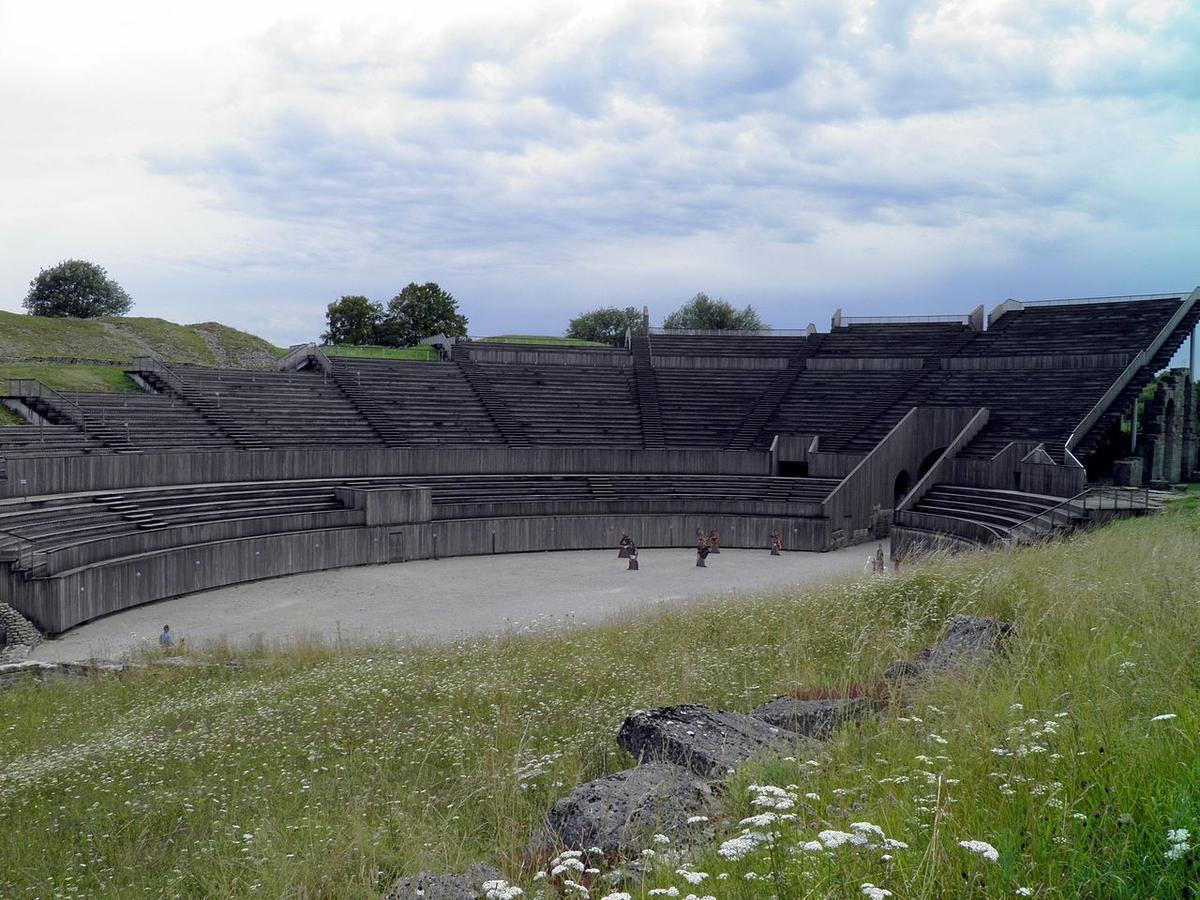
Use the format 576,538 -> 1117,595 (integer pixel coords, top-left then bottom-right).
0,310 -> 284,368
1,509 -> 1198,898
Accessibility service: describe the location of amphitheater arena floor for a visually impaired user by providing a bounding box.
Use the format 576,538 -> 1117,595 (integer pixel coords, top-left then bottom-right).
30,546 -> 873,663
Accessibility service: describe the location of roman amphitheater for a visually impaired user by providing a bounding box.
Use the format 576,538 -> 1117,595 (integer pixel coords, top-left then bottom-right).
1,291 -> 1196,640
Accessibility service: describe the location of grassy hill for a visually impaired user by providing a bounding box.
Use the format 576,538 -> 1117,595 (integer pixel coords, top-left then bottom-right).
0,311 -> 285,402
0,311 -> 284,368
1,507 -> 1197,897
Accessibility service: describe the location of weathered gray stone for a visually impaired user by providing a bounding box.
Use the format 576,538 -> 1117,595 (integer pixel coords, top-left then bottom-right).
885,615 -> 1013,681
533,761 -> 717,855
882,659 -> 922,681
0,602 -> 42,664
751,696 -> 876,738
617,704 -> 817,779
920,615 -> 1013,671
381,863 -> 504,900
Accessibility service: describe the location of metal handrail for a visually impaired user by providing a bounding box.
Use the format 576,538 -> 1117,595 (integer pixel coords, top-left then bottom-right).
7,379 -> 91,438
1008,485 -> 1151,539
0,524 -> 38,572
647,327 -> 811,337
130,356 -> 184,393
1023,292 -> 1185,307
840,314 -> 970,325
1008,486 -> 1091,538
276,343 -> 318,372
1065,286 -> 1200,452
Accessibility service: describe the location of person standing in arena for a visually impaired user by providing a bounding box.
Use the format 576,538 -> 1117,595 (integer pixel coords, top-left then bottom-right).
696,530 -> 710,567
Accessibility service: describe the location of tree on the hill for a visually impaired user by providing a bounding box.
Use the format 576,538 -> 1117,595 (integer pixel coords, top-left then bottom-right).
661,292 -> 764,331
322,295 -> 382,345
23,259 -> 133,318
565,306 -> 646,347
377,282 -> 469,347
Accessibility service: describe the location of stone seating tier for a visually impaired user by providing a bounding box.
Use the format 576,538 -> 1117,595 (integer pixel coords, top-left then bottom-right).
653,368 -> 781,448
965,298 -> 1181,357
330,358 -> 501,445
473,363 -> 643,447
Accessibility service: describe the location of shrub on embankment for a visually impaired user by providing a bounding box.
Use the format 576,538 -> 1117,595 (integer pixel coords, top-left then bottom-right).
0,506 -> 1197,898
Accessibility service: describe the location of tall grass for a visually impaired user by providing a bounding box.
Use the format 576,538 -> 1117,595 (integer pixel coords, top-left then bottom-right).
1,507 -> 1197,898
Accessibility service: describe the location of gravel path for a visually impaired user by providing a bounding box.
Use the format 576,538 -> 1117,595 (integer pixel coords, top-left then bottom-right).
30,545 -> 873,662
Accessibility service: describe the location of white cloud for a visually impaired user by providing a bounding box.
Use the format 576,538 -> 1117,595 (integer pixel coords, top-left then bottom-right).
0,0 -> 1196,345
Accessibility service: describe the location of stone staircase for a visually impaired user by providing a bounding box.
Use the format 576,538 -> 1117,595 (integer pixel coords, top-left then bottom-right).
138,371 -> 269,451
452,349 -> 531,448
630,336 -> 665,448
727,335 -> 825,451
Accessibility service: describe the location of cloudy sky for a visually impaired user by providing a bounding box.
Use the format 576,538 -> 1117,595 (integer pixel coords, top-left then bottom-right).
1,0 -> 1197,346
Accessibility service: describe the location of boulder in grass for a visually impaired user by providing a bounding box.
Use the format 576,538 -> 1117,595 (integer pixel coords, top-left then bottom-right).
382,863 -> 505,900
617,704 -> 818,779
751,696 -> 876,738
532,761 -> 717,855
884,615 -> 1013,681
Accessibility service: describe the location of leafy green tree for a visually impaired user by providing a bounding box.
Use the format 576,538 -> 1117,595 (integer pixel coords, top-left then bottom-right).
565,306 -> 646,347
322,295 -> 382,345
661,292 -> 764,332
377,282 -> 469,347
23,259 -> 133,318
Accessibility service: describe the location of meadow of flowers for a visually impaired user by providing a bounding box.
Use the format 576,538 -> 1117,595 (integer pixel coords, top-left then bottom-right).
1,503 -> 1198,898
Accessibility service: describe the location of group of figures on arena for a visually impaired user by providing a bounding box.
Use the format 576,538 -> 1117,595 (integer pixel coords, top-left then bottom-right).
617,533 -> 640,570
615,528 -> 786,570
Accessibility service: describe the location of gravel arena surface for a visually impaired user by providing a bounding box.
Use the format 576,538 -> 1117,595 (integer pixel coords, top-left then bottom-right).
31,546 -> 873,662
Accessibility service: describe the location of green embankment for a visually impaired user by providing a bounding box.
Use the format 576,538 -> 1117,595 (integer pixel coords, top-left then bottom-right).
0,364 -> 140,395
481,334 -> 612,347
1,507 -> 1199,897
0,311 -> 286,417
323,344 -> 439,361
0,310 -> 284,367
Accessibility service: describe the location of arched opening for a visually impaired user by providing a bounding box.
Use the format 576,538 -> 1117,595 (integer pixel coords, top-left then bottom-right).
918,447 -> 946,478
893,469 -> 911,507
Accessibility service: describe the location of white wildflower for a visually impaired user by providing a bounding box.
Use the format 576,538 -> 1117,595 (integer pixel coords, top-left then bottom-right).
851,822 -> 886,840
718,832 -> 767,861
861,884 -> 893,899
483,881 -> 524,900
739,812 -> 778,828
958,839 -> 1000,862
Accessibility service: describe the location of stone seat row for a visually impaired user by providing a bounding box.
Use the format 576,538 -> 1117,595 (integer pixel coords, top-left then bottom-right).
963,298 -> 1181,357
910,484 -> 1081,537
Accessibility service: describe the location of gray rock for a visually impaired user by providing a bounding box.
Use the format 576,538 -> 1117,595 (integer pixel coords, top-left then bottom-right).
382,863 -> 505,900
533,761 -> 717,855
0,603 -> 42,664
617,704 -> 817,779
751,696 -> 875,738
885,615 -> 1013,680
918,615 -> 1013,671
882,659 -> 922,681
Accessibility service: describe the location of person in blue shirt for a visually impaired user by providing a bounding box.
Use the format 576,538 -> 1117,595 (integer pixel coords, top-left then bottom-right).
159,625 -> 173,648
